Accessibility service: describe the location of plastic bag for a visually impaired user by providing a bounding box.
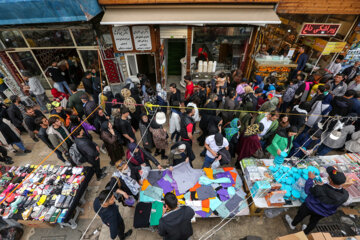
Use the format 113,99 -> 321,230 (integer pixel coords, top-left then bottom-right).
264,208 -> 288,218
211,160 -> 220,169
140,166 -> 150,181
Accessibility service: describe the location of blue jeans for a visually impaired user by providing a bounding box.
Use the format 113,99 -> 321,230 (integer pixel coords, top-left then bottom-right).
54,81 -> 72,95
13,142 -> 26,151
316,144 -> 332,156
202,155 -> 215,168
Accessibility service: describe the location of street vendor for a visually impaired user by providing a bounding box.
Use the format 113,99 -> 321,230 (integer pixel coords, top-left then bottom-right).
266,126 -> 298,158
285,166 -> 349,234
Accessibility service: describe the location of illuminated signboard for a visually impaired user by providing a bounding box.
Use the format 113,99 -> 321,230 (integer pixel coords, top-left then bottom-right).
300,23 -> 341,36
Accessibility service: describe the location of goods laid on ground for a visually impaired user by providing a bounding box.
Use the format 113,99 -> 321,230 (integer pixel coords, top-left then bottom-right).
134,162 -> 249,228
0,164 -> 93,228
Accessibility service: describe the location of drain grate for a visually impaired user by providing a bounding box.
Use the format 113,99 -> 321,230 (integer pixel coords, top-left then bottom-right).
315,223 -> 355,237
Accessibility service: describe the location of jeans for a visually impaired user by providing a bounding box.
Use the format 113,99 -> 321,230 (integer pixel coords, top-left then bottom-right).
13,142 -> 26,151
292,203 -> 324,234
202,154 -> 215,168
316,144 -> 332,156
54,81 -> 72,95
171,131 -> 180,142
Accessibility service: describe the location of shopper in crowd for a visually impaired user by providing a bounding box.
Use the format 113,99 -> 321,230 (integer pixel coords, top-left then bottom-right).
288,102 -> 311,131
198,93 -> 217,146
258,96 -> 279,113
236,123 -> 264,167
114,107 -> 136,145
278,114 -> 290,131
93,190 -> 132,240
328,74 -> 347,97
101,121 -> 124,166
93,108 -> 110,134
47,61 -> 72,95
347,73 -> 360,92
289,129 -> 321,158
35,116 -> 68,164
304,94 -> 332,133
169,83 -> 182,110
256,111 -> 279,148
169,141 -> 194,168
69,115 -> 95,139
74,128 -> 106,180
47,116 -> 73,160
150,112 -> 168,159
81,71 -> 94,97
184,75 -> 194,103
158,192 -> 195,240
180,107 -> 195,145
203,132 -> 229,168
139,113 -> 154,153
49,101 -> 67,124
342,61 -> 360,83
324,55 -> 344,79
222,89 -> 237,125
24,106 -> 44,142
280,79 -> 299,112
224,118 -> 241,157
187,96 -> 201,129
80,94 -> 97,125
285,167 -> 349,234
67,84 -> 86,118
22,71 -> 49,112
308,84 -> 327,107
126,142 -> 162,170
156,83 -> 168,113
169,101 -> 181,143
291,45 -> 308,79
7,95 -> 26,132
266,126 -> 298,158
329,90 -> 355,117
0,116 -> 31,153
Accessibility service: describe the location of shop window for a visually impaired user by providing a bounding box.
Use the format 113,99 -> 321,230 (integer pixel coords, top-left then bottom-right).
192,26 -> 252,70
79,50 -> 99,71
22,30 -> 74,47
71,29 -> 97,46
9,51 -> 50,89
0,30 -> 27,49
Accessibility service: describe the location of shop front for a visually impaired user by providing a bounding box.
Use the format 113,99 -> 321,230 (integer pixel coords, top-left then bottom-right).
100,4 -> 281,87
250,14 -> 359,83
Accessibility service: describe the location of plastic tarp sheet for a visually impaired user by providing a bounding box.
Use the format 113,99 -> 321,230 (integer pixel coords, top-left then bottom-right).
0,0 -> 102,25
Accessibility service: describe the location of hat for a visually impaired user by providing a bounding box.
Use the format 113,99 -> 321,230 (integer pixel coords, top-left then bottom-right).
214,133 -> 223,147
155,112 -> 166,125
326,166 -> 346,185
255,87 -> 263,94
51,101 -> 61,108
80,94 -> 89,100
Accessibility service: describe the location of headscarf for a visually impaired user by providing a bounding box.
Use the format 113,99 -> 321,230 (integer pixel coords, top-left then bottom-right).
225,118 -> 240,141
125,78 -> 134,89
140,113 -> 150,127
127,142 -> 144,165
244,123 -> 264,137
100,121 -> 110,133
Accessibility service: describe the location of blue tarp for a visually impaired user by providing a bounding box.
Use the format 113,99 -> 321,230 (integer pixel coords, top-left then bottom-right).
0,0 -> 102,25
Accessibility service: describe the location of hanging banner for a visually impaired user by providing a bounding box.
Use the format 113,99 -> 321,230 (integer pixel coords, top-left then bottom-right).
322,42 -> 347,55
300,23 -> 341,36
132,26 -> 152,51
112,26 -> 133,51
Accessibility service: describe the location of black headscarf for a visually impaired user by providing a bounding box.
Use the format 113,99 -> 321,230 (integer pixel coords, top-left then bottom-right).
140,113 -> 150,127
101,121 -> 110,133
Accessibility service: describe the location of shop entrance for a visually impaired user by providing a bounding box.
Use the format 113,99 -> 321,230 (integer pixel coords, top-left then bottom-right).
125,53 -> 156,86
167,39 -> 186,76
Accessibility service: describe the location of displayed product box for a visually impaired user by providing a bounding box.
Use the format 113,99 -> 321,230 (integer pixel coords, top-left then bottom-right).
265,190 -> 286,207
250,181 -> 271,198
276,231 -> 308,240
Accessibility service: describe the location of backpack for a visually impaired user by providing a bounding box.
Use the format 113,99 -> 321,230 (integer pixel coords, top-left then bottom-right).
69,143 -> 85,165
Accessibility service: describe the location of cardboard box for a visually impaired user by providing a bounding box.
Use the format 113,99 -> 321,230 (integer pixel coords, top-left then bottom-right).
18,220 -> 54,228
308,232 -> 332,240
276,231 -> 308,240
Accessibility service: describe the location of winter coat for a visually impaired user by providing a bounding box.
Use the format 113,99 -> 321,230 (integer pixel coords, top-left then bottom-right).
305,178 -> 349,217
0,118 -> 20,145
345,130 -> 360,153
322,125 -> 355,149
7,104 -> 23,129
67,91 -> 86,117
328,80 -> 347,97
139,121 -> 154,150
75,137 -> 99,161
0,118 -> 21,144
266,130 -> 294,157
101,130 -> 124,164
306,99 -> 331,128
289,105 -> 308,130
282,84 -> 298,103
46,125 -> 73,153
150,127 -> 168,150
258,97 -> 279,113
158,206 -> 195,240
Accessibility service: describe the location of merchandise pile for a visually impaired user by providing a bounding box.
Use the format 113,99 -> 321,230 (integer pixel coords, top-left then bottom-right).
135,162 -> 247,228
0,164 -> 87,224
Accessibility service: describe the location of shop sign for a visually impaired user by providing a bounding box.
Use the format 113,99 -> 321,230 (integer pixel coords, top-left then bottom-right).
300,23 -> 341,36
322,42 -> 346,55
112,26 -> 133,51
132,26 -> 152,51
312,38 -> 328,52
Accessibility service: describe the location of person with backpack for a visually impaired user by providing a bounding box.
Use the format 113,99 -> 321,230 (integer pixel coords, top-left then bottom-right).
74,128 -> 107,181
35,116 -> 70,165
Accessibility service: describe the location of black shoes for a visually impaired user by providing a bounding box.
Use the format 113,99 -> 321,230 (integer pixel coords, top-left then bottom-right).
121,229 -> 133,240
33,138 -> 39,142
24,149 -> 32,154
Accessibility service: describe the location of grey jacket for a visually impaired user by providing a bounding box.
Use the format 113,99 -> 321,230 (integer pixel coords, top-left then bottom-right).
328,80 -> 347,97
28,76 -> 45,95
46,125 -> 73,153
345,131 -> 360,153
323,125 -> 355,149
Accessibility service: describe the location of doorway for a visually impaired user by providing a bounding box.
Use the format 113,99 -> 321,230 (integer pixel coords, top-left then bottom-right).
125,53 -> 156,86
167,39 -> 186,76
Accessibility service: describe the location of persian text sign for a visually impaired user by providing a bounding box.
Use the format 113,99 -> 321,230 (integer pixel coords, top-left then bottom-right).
300,23 -> 341,36
132,26 -> 152,51
112,26 -> 133,51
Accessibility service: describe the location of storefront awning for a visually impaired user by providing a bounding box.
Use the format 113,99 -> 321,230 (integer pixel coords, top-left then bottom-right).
101,5 -> 281,25
0,0 -> 102,25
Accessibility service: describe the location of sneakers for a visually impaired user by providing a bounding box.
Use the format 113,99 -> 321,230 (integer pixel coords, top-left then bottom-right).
24,149 -> 31,154
97,172 -> 107,181
285,214 -> 296,230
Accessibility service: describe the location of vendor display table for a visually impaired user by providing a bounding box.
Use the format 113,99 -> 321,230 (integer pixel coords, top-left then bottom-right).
253,59 -> 297,85
134,163 -> 249,229
240,154 -> 360,216
0,165 -> 94,229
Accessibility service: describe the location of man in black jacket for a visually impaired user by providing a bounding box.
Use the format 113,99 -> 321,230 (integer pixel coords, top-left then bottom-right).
169,83 -> 182,110
180,107 -> 195,145
158,192 -> 195,240
330,90 -> 355,117
24,106 -> 44,142
7,95 -> 25,132
80,94 -> 97,125
93,190 -> 132,240
73,128 -> 106,180
343,61 -> 360,83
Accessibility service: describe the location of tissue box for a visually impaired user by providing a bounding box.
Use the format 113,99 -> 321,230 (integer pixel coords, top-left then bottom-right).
265,190 -> 286,207
250,181 -> 271,198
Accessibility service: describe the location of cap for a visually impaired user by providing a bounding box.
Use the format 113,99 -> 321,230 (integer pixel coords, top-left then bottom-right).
51,101 -> 61,108
326,166 -> 346,185
214,133 -> 223,147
